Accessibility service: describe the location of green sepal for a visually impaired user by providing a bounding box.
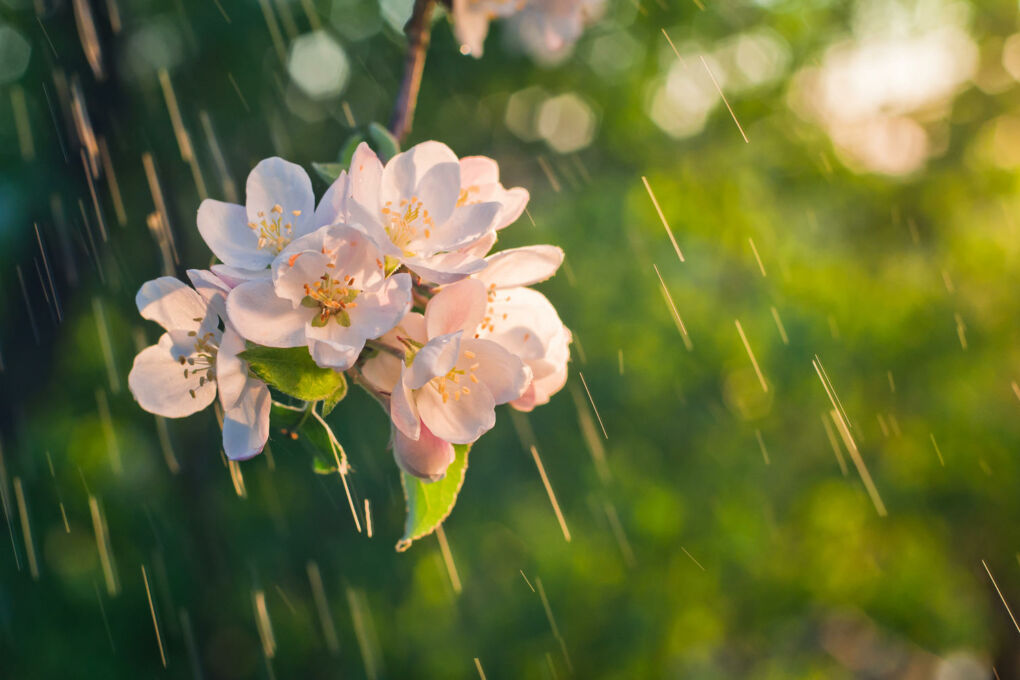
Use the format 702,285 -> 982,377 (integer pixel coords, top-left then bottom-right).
301,296 -> 320,308
335,309 -> 351,327
395,444 -> 469,552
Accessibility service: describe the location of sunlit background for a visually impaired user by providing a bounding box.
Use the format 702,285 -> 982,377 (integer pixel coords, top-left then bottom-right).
3,0 -> 1020,677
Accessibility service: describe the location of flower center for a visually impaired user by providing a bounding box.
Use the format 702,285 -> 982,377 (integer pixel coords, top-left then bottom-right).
248,203 -> 301,255
302,272 -> 360,327
457,185 -> 481,206
380,196 -> 433,257
428,349 -> 480,404
180,328 -> 219,398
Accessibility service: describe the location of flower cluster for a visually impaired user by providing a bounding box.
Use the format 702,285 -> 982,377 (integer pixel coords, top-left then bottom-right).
128,142 -> 570,482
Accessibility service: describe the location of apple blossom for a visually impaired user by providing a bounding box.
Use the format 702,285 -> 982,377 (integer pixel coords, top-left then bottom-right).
197,157 -> 346,272
128,273 -> 271,460
226,223 -> 412,371
452,0 -> 526,58
362,278 -> 531,481
343,141 -> 507,283
507,0 -> 604,60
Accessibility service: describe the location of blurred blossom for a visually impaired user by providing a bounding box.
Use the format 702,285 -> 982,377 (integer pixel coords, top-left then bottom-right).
122,17 -> 184,82
504,0 -> 605,64
647,47 -> 721,140
288,31 -> 350,100
713,29 -> 790,93
537,93 -> 597,153
974,115 -> 1020,169
330,0 -> 383,41
0,23 -> 31,84
585,27 -> 644,82
788,0 -> 977,175
505,85 -> 548,142
933,653 -> 989,680
1000,33 -> 1020,82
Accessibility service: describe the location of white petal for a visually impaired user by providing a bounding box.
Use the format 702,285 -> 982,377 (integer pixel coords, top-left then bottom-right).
306,338 -> 361,370
425,278 -> 487,338
128,336 -> 216,418
197,199 -> 270,270
391,364 -> 420,439
347,201 -> 400,257
381,141 -> 460,203
210,264 -> 271,288
407,251 -> 487,285
460,338 -> 531,404
407,331 -> 461,389
459,156 -> 500,186
481,287 -> 564,360
425,201 -> 500,254
187,269 -> 231,319
392,420 -> 455,482
410,161 -> 460,234
478,245 -> 564,289
136,277 -> 211,333
245,157 -> 315,239
273,249 -> 331,306
313,170 -> 350,229
216,327 -> 249,411
226,279 -> 311,347
512,356 -> 568,411
361,351 -> 402,393
221,380 -> 271,460
416,377 -> 495,445
349,142 -> 383,212
351,272 -> 412,338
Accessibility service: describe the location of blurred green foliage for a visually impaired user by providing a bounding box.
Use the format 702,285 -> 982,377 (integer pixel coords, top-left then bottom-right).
2,0 -> 1020,677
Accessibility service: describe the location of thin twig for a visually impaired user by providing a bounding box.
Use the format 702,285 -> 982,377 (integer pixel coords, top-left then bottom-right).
389,0 -> 436,142
365,339 -> 406,360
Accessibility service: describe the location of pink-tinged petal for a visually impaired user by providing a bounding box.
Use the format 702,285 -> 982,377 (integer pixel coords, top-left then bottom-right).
128,335 -> 217,418
197,199 -> 270,270
479,245 -> 564,289
392,420 -> 455,481
216,327 -> 249,411
349,142 -> 383,211
245,157 -> 315,238
452,0 -> 491,57
459,230 -> 498,259
425,201 -> 500,254
361,351 -> 402,393
187,269 -> 231,319
495,187 -> 529,229
410,161 -> 460,233
210,264 -> 271,288
512,355 -> 569,411
425,278 -> 487,337
407,252 -> 487,285
221,379 -> 271,460
511,382 -> 539,412
306,337 -> 361,371
481,287 -> 563,360
136,277 -> 210,333
407,331 -> 462,389
391,364 -> 420,439
459,156 -> 500,186
460,338 -> 531,404
226,279 -> 311,347
313,170 -> 350,229
353,272 -> 412,337
416,376 -> 495,445
381,141 -> 460,204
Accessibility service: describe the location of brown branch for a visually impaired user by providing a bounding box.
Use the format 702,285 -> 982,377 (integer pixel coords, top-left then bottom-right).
389,0 -> 436,144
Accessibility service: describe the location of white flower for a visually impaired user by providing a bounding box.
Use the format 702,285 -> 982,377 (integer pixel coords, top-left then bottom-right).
452,0 -> 526,58
225,224 -> 412,371
343,141 -> 509,284
197,157 -> 343,272
362,278 -> 531,481
128,272 -> 271,460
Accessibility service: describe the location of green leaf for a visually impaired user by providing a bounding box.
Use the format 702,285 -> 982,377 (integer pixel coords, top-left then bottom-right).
240,345 -> 346,402
312,162 -> 345,185
312,456 -> 338,475
321,376 -> 348,416
367,122 -> 400,161
395,444 -> 469,552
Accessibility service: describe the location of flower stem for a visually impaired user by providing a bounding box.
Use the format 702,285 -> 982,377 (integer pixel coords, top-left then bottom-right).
365,338 -> 406,360
389,0 -> 436,143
